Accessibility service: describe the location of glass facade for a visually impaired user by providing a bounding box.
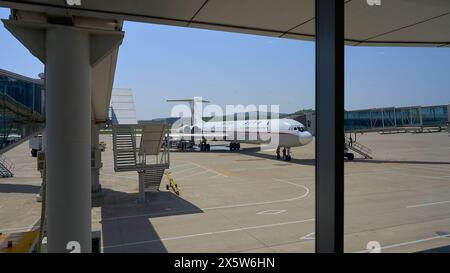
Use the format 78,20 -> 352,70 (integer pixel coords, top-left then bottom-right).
0,71 -> 44,148
0,74 -> 44,114
344,105 -> 448,131
421,105 -> 448,125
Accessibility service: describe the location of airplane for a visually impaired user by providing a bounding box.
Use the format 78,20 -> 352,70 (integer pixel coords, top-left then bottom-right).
167,98 -> 313,161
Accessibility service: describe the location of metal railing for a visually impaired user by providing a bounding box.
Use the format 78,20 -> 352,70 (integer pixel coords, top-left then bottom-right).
112,124 -> 170,172
345,136 -> 373,159
0,154 -> 14,177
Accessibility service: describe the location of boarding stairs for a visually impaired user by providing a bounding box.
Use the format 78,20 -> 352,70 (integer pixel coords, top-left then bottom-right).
140,165 -> 167,192
112,123 -> 170,202
112,126 -> 137,172
345,136 -> 373,159
0,155 -> 14,178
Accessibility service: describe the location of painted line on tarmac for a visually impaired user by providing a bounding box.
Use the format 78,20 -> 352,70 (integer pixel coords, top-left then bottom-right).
407,200 -> 450,208
300,232 -> 315,240
179,171 -> 207,179
381,169 -> 450,182
0,218 -> 40,233
101,172 -> 136,180
256,210 -> 287,215
0,225 -> 35,233
168,163 -> 192,170
102,218 -> 315,250
200,179 -> 309,210
354,233 -> 450,253
189,162 -> 228,177
97,178 -> 309,222
169,165 -> 202,175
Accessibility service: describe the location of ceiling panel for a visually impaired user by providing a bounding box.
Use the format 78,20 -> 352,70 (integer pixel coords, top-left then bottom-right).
356,41 -> 444,47
289,0 -> 450,45
1,0 -> 450,46
287,19 -> 314,38
280,32 -> 315,42
193,0 -> 314,33
0,0 -> 67,16
76,0 -> 205,22
21,0 -> 64,5
345,0 -> 450,42
189,22 -> 281,38
367,14 -> 450,44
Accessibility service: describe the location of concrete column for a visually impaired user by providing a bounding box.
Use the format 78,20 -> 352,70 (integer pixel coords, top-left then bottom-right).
46,27 -> 92,253
3,13 -> 124,253
91,123 -> 102,194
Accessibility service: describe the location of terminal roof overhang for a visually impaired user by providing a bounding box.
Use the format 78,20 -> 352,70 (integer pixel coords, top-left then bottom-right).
1,1 -> 449,124
0,0 -> 450,47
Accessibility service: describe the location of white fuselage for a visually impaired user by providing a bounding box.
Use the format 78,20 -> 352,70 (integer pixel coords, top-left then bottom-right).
178,118 -> 313,148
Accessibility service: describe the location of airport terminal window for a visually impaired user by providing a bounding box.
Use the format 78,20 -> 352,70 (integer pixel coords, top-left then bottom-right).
344,20 -> 450,254
422,105 -> 448,125
0,75 -> 44,114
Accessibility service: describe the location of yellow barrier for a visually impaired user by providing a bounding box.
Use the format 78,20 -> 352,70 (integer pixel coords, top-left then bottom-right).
0,229 -> 39,253
165,171 -> 180,195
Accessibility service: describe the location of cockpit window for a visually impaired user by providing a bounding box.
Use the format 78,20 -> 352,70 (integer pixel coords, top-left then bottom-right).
289,126 -> 306,132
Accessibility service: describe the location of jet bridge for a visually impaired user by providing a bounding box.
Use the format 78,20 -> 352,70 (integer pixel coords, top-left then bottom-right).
112,123 -> 170,202
344,105 -> 449,134
342,105 -> 449,160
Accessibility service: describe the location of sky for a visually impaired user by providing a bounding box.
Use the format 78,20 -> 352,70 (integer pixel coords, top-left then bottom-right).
1,8 -> 449,120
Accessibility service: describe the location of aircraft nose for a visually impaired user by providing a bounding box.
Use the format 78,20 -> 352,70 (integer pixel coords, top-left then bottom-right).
299,131 -> 313,145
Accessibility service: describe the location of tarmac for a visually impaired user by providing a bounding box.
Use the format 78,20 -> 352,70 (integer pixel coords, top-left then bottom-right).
1,131 -> 450,253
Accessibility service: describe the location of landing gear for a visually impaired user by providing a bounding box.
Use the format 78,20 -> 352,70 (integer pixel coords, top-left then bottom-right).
345,152 -> 354,160
277,147 -> 291,161
199,143 -> 210,151
344,142 -> 354,160
178,141 -> 190,151
230,142 -> 240,151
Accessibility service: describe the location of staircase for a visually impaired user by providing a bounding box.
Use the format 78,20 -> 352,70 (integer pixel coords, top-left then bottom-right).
0,114 -> 13,150
346,136 -> 373,159
0,155 -> 14,178
112,124 -> 170,202
112,126 -> 138,172
142,165 -> 167,192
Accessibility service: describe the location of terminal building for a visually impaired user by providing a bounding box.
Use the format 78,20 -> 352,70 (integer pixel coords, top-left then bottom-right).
0,69 -> 44,150
288,104 -> 449,136
344,105 -> 449,133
